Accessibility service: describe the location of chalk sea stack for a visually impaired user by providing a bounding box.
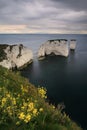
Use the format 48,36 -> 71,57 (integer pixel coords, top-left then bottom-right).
38,39 -> 69,59
70,39 -> 76,50
0,44 -> 33,70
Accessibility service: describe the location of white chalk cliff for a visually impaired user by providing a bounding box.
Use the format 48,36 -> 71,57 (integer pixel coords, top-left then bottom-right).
70,40 -> 76,50
38,39 -> 69,58
0,44 -> 33,69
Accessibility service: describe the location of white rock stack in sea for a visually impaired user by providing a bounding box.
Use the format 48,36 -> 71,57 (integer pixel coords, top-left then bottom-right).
0,44 -> 33,69
70,39 -> 76,50
38,39 -> 69,59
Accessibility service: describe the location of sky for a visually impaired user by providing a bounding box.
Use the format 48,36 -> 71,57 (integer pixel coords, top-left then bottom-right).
0,0 -> 87,34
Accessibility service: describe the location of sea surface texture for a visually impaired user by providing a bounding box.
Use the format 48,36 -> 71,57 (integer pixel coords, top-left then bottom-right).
0,34 -> 87,129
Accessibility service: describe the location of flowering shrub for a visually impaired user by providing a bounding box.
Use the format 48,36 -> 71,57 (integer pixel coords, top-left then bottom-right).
0,66 -> 82,130
0,85 -> 44,126
38,87 -> 47,99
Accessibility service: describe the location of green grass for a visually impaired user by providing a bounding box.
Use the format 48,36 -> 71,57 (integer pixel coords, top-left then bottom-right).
0,66 -> 82,130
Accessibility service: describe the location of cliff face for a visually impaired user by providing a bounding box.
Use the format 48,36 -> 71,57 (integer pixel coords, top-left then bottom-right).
0,44 -> 33,69
38,39 -> 69,59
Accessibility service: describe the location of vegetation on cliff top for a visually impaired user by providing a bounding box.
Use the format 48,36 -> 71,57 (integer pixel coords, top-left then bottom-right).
0,66 -> 82,130
0,44 -> 8,61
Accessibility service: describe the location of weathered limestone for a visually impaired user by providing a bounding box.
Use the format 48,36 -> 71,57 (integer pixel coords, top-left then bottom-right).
0,44 -> 33,70
38,39 -> 69,59
70,40 -> 76,50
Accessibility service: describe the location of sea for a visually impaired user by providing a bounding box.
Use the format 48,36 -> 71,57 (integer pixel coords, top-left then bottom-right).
0,34 -> 87,129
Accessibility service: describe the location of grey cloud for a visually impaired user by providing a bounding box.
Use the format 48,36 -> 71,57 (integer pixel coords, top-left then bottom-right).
51,0 -> 87,11
0,0 -> 87,33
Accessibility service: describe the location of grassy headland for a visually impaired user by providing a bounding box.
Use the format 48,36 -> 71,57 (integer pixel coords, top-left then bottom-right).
0,66 -> 82,130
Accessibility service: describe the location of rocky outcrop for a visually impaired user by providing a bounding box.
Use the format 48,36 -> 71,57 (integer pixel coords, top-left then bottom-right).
70,40 -> 76,50
38,39 -> 69,59
0,44 -> 33,70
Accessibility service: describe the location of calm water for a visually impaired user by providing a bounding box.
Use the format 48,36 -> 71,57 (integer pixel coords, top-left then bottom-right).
0,34 -> 87,129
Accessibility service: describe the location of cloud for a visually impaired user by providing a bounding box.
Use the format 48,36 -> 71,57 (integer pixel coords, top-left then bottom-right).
0,0 -> 87,33
51,0 -> 87,11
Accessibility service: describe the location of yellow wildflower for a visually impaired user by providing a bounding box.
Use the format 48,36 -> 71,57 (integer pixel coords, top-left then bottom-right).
52,106 -> 55,109
16,121 -> 20,125
21,85 -> 28,93
6,106 -> 12,116
18,112 -> 25,120
18,94 -> 20,97
21,106 -> 25,110
39,108 -> 43,112
27,98 -> 29,101
2,97 -> 7,105
6,93 -> 11,98
23,102 -> 27,107
24,114 -> 31,123
12,98 -> 16,105
21,85 -> 23,90
9,112 -> 13,116
38,87 -> 47,98
33,109 -> 37,115
28,102 -> 34,111
3,109 -> 6,113
7,106 -> 11,110
35,100 -> 37,103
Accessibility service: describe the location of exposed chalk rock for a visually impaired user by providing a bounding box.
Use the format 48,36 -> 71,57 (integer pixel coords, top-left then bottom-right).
70,40 -> 76,50
38,39 -> 69,59
0,44 -> 33,69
